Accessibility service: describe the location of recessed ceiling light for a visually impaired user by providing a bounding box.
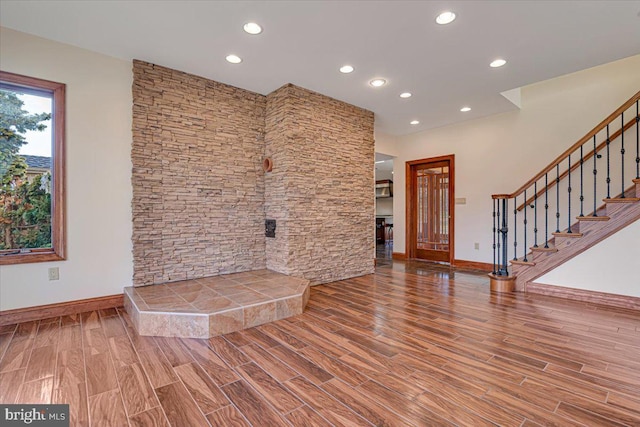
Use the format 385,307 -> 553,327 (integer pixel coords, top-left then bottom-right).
460,106 -> 471,112
410,120 -> 420,125
490,58 -> 507,68
436,11 -> 456,25
243,22 -> 263,35
400,92 -> 412,98
226,54 -> 242,64
340,65 -> 354,74
369,78 -> 387,87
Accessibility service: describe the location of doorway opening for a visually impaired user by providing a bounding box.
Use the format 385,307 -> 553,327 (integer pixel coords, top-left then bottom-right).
375,153 -> 394,266
406,155 -> 455,264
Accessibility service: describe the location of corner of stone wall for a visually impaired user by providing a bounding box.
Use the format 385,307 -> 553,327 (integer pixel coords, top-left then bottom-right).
264,84 -> 376,284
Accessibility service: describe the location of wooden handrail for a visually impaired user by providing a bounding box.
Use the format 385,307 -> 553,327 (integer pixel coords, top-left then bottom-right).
491,90 -> 640,200
516,115 -> 638,210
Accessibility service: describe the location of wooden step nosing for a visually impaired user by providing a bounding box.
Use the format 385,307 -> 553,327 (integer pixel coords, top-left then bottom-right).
552,232 -> 583,238
603,197 -> 640,204
576,216 -> 610,222
510,259 -> 536,266
530,246 -> 558,253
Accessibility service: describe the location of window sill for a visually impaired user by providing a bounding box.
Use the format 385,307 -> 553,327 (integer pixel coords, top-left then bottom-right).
0,250 -> 65,265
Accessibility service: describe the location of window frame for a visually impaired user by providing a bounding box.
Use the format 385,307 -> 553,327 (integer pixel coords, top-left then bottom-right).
0,71 -> 66,265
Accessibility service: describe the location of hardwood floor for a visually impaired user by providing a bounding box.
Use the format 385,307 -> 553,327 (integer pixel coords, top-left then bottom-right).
1,261 -> 639,426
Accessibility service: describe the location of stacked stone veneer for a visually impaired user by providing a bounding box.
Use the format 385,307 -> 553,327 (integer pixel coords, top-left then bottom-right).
132,60 -> 266,285
265,84 -> 375,283
132,61 -> 375,287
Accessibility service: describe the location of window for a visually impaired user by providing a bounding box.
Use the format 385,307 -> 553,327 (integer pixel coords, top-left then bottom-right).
0,71 -> 65,265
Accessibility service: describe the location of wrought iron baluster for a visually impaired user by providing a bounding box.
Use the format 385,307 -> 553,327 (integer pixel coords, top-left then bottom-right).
606,124 -> 611,199
496,199 -> 501,274
533,182 -> 538,248
621,112 -> 625,198
492,199 -> 496,275
501,198 -> 508,275
513,195 -> 517,261
544,173 -> 549,248
523,190 -> 528,262
579,146 -> 584,217
555,164 -> 560,233
567,155 -> 572,233
636,100 -> 639,179
593,135 -> 598,216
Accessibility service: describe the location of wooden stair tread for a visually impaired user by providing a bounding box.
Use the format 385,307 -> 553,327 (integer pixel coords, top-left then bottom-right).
552,231 -> 583,238
633,178 -> 640,184
577,215 -> 610,221
604,197 -> 640,203
530,246 -> 558,253
511,259 -> 535,266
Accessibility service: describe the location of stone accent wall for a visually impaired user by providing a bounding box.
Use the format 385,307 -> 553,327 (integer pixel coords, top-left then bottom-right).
132,61 -> 374,287
265,84 -> 375,284
132,60 -> 267,286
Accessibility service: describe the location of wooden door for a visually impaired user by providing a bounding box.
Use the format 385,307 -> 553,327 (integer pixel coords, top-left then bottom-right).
406,155 -> 454,263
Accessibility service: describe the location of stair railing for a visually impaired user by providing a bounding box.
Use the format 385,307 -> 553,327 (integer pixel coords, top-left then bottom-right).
492,91 -> 640,276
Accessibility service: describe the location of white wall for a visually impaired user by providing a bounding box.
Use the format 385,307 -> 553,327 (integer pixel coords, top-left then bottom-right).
374,131 -> 399,157
390,54 -> 640,266
0,28 -> 133,310
537,220 -> 640,297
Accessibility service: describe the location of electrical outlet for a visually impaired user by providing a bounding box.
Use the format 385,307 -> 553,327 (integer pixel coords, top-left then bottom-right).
48,267 -> 59,281
474,242 -> 480,250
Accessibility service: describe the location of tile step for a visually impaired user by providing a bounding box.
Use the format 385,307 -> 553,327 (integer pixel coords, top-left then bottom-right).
124,269 -> 310,338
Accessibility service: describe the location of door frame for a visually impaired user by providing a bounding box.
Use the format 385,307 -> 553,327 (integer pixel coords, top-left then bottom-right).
405,154 -> 455,264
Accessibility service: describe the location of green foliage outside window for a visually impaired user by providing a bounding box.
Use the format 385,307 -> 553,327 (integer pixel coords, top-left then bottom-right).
0,89 -> 52,250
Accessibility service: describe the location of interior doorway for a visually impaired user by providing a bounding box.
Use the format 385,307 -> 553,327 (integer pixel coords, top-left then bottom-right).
375,153 -> 394,265
406,155 -> 454,264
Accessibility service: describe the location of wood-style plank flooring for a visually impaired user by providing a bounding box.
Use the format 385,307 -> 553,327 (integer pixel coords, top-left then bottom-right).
1,261 -> 639,426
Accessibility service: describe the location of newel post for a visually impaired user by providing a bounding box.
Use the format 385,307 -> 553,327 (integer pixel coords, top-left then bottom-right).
489,194 -> 515,292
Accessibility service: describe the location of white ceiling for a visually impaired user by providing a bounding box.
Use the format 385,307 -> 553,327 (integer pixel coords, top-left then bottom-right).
2,1 -> 639,135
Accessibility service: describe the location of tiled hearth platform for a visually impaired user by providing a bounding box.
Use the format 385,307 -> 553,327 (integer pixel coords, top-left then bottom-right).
124,270 -> 310,339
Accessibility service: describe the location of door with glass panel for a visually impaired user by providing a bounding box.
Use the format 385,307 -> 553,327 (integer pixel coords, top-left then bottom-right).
407,155 -> 454,263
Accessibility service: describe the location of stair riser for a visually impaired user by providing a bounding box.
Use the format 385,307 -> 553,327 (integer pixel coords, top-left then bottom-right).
551,235 -> 585,251
531,250 -> 556,262
605,202 -> 631,216
563,223 -> 580,234
575,220 -> 607,234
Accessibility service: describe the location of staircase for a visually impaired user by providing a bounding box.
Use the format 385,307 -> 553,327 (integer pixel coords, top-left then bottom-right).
510,180 -> 640,290
490,91 -> 640,293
